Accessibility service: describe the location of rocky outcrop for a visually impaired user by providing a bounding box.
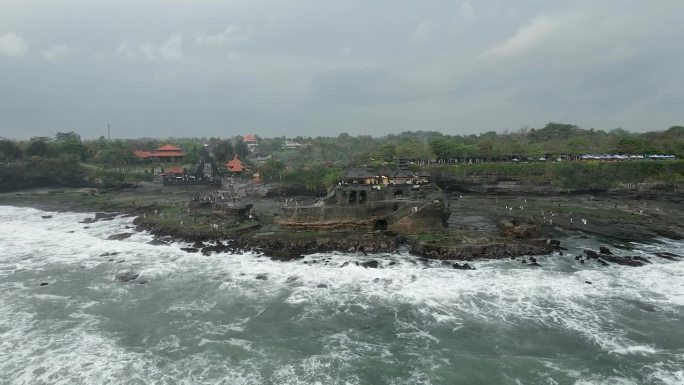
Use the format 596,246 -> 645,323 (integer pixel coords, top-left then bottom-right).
115,271 -> 140,282
233,234 -> 404,261
498,219 -> 540,239
654,252 -> 682,260
107,233 -> 133,241
360,260 -> 379,268
411,240 -> 555,261
81,212 -> 119,224
583,249 -> 646,267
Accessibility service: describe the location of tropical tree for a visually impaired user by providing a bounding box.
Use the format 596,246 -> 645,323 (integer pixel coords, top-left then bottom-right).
0,139 -> 22,161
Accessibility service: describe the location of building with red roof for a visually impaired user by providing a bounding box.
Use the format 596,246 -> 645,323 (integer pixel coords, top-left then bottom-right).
244,134 -> 258,153
134,144 -> 185,163
226,153 -> 249,174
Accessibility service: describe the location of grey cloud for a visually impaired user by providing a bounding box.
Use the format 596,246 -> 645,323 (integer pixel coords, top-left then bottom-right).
0,32 -> 28,57
0,0 -> 682,138
311,67 -> 431,105
117,35 -> 183,61
43,44 -> 71,60
195,26 -> 250,47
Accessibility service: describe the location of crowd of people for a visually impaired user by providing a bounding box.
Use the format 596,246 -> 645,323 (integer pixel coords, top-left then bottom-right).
192,189 -> 245,205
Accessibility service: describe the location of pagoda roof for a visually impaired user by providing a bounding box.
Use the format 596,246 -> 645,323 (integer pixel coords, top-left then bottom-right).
134,150 -> 152,158
156,144 -> 182,151
226,154 -> 248,172
134,144 -> 185,158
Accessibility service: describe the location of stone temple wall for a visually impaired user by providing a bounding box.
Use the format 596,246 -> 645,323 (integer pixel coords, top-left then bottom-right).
327,184 -> 441,206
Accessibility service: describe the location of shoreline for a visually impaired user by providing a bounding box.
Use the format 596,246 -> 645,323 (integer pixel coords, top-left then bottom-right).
2,186 -> 682,263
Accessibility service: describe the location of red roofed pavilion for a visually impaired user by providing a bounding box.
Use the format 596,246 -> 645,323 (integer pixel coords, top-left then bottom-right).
134,144 -> 185,163
226,154 -> 248,174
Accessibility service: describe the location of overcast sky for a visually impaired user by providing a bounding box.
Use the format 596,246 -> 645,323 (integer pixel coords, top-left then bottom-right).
1,0 -> 683,139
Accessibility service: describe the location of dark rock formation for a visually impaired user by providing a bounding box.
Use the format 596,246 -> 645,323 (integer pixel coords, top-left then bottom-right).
115,271 -> 139,282
584,250 -> 599,259
411,240 -> 555,261
81,212 -> 118,224
148,239 -> 169,246
360,260 -> 379,269
107,233 -> 133,241
499,219 -> 540,239
603,255 -> 644,267
585,249 -> 644,267
453,263 -> 475,270
654,252 -> 682,260
631,256 -> 652,264
285,276 -> 298,283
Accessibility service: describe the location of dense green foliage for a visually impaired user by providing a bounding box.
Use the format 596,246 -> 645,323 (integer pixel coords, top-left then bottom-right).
0,157 -> 87,191
0,123 -> 682,191
436,160 -> 684,190
2,123 -> 682,167
281,165 -> 344,192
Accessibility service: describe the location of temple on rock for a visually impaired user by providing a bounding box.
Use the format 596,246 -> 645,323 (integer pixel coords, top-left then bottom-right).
278,167 -> 447,233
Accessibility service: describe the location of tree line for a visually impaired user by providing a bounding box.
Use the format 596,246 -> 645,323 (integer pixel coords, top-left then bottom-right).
1,123 -> 682,167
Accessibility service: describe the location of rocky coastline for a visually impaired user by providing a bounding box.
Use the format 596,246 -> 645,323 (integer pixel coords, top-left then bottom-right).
132,214 -> 557,261
3,185 -> 683,265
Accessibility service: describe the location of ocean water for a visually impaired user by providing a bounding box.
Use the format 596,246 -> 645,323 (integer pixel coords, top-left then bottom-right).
1,205 -> 683,385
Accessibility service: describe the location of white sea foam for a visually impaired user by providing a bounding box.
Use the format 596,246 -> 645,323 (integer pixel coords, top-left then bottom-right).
609,345 -> 657,355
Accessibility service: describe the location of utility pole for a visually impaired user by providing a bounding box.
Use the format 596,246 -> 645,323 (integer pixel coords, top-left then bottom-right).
107,124 -> 111,140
